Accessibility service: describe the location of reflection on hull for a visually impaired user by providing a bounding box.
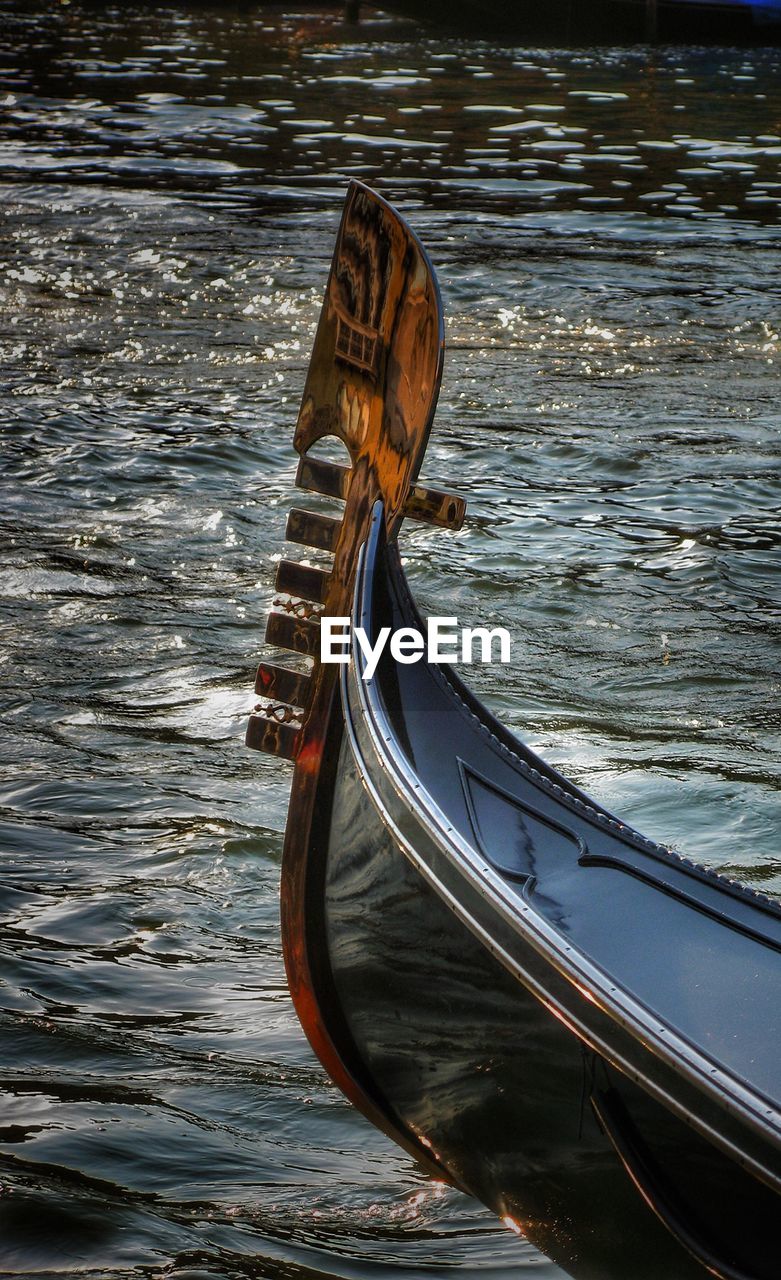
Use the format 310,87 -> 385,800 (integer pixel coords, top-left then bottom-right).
246,181 -> 781,1280
325,735 -> 776,1279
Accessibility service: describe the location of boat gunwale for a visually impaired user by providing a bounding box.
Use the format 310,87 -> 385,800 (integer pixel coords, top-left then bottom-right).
340,499 -> 781,1194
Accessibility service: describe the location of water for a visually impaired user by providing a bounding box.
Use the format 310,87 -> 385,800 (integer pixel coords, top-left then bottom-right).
0,3 -> 779,1276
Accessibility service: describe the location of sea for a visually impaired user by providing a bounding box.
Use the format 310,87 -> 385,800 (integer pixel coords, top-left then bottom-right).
0,3 -> 779,1276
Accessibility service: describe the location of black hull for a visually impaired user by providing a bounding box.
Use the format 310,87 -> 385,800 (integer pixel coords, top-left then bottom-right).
317,510 -> 781,1279
325,740 -> 777,1278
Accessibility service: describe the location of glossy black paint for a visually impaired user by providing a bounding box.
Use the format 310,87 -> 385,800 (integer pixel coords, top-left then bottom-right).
370,547 -> 781,1104
318,504 -> 781,1280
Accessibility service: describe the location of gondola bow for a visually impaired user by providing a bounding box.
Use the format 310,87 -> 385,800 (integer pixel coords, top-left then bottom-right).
247,181 -> 781,1280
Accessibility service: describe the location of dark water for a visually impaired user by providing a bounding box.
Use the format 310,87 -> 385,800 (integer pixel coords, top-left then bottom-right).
0,3 -> 779,1276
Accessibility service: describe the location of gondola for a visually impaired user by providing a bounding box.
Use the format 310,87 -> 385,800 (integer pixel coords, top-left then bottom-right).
246,181 -> 780,1280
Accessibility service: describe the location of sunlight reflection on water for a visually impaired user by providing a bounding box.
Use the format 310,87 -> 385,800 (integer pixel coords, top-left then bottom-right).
0,4 -> 779,1277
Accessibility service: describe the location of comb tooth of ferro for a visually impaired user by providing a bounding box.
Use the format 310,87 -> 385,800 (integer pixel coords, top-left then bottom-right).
404,484 -> 466,531
286,508 -> 341,554
274,560 -> 330,605
265,611 -> 320,659
295,456 -> 350,501
254,661 -> 311,709
245,712 -> 299,760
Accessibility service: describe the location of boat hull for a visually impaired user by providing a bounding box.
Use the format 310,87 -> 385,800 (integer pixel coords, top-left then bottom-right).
324,734 -> 777,1278
312,510 -> 781,1280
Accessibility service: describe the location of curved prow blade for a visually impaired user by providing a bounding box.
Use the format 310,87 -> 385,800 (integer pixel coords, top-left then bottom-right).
295,179 -> 450,530
248,181 -> 465,762
245,183 -> 466,1183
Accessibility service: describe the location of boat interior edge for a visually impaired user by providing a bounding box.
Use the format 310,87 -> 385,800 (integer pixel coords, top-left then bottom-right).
358,508 -> 781,1112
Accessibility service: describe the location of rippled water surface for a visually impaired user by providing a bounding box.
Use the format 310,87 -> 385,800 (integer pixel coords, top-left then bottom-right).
1,3 -> 780,1276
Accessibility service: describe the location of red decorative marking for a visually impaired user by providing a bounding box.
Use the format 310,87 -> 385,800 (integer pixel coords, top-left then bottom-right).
296,738 -> 321,773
